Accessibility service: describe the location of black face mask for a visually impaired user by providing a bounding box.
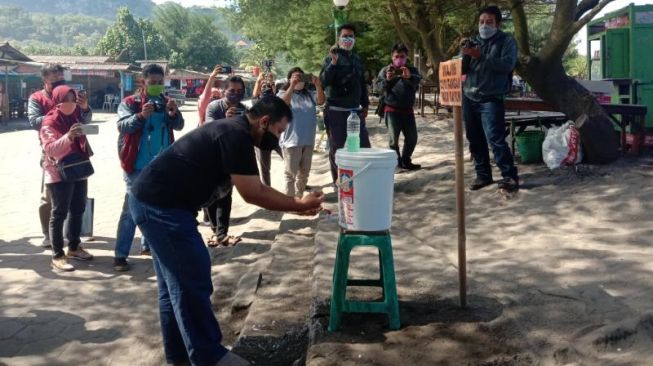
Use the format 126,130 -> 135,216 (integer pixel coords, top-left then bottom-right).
51,80 -> 66,89
259,129 -> 279,151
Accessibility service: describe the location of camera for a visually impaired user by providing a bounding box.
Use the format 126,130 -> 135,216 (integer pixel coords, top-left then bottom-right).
388,67 -> 403,78
461,39 -> 478,48
151,97 -> 165,112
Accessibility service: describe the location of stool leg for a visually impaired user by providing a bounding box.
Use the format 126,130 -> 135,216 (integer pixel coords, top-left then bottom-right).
380,236 -> 400,330
329,235 -> 351,332
378,249 -> 385,301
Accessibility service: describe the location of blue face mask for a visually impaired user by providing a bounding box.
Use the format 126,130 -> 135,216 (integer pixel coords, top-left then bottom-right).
479,25 -> 497,39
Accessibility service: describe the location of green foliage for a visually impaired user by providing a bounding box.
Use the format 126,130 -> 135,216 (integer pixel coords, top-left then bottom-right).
0,5 -> 109,54
97,7 -> 168,63
153,3 -> 237,70
228,0 -> 401,77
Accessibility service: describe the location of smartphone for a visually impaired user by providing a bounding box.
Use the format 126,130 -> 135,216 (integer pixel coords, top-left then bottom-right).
234,107 -> 246,116
302,73 -> 314,83
80,124 -> 99,135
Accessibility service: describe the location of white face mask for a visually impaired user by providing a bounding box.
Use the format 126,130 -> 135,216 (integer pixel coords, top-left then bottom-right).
294,82 -> 305,90
339,36 -> 355,51
479,25 -> 497,39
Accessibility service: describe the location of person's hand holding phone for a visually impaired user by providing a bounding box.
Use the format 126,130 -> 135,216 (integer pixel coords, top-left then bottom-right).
140,102 -> 155,120
226,107 -> 237,118
166,99 -> 178,117
76,90 -> 89,110
401,66 -> 411,79
386,67 -> 395,80
329,45 -> 339,65
211,64 -> 223,77
66,123 -> 84,141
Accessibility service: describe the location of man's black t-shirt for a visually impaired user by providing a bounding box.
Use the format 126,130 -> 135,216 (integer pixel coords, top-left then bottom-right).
131,116 -> 259,211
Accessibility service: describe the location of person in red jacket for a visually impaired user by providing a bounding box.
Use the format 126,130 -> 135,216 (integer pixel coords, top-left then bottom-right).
29,64 -> 92,248
40,86 -> 94,272
113,64 -> 184,272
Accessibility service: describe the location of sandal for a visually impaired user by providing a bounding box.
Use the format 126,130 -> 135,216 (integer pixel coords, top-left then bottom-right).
217,234 -> 242,247
207,234 -> 220,247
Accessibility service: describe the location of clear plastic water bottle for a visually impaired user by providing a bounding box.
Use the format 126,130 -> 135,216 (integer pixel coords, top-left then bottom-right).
346,110 -> 360,152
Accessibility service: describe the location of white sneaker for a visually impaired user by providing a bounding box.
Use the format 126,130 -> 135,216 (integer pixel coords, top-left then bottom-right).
51,257 -> 74,272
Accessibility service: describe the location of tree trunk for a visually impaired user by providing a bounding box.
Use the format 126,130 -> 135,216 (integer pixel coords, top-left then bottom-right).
518,58 -> 619,163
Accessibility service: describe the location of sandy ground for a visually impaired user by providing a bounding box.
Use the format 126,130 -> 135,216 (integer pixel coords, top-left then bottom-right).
308,113 -> 653,366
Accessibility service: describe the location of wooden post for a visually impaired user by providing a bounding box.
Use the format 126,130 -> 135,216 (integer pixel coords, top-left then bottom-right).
438,59 -> 467,308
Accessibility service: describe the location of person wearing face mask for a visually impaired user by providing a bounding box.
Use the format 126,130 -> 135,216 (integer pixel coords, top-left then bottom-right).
39,86 -> 95,272
252,71 -> 283,187
461,5 -> 519,193
278,67 -> 325,197
128,96 -> 324,366
113,64 -> 184,272
197,64 -> 223,126
319,23 -> 371,187
375,43 -> 422,171
29,64 -> 93,248
203,76 -> 249,247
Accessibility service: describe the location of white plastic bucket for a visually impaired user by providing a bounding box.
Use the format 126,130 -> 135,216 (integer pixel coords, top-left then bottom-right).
335,148 -> 397,231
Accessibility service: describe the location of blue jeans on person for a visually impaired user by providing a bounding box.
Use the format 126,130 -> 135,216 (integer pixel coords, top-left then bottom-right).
115,170 -> 150,259
129,196 -> 228,365
462,95 -> 518,182
324,108 -> 371,184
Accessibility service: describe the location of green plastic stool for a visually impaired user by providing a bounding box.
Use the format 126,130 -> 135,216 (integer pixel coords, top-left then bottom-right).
328,230 -> 400,331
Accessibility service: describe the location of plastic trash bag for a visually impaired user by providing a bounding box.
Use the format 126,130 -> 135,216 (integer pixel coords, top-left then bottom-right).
542,121 -> 583,169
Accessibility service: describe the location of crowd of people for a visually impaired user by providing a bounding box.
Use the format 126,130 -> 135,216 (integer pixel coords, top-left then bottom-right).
27,5 -> 518,364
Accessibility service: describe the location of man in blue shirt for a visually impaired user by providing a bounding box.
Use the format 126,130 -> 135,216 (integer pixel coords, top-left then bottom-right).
113,64 -> 184,271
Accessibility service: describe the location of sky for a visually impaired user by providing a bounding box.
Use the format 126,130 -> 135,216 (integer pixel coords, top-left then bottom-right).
152,0 -> 230,6
153,0 -> 650,55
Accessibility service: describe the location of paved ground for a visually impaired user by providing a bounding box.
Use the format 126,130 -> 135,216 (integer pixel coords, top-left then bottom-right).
0,102 -> 289,365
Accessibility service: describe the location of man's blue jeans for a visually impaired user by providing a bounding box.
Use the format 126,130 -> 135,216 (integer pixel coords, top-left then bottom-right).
115,170 -> 150,258
129,196 -> 229,365
462,95 -> 518,182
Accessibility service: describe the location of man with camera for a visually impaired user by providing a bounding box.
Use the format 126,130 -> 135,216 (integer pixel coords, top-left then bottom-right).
113,64 -> 184,271
29,63 -> 93,248
461,5 -> 519,193
203,76 -> 249,247
375,43 -> 422,170
319,23 -> 371,186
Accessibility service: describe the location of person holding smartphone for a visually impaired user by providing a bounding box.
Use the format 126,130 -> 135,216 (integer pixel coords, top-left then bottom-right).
113,64 -> 184,272
278,67 -> 325,197
319,23 -> 371,187
203,76 -> 249,247
29,64 -> 92,248
375,43 -> 422,170
39,86 -> 95,272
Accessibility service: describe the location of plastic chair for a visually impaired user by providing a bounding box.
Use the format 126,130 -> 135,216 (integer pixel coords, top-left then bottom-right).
102,94 -> 114,112
111,95 -> 121,111
329,230 -> 400,331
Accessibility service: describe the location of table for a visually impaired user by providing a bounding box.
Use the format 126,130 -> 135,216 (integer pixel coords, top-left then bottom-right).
505,98 -> 648,154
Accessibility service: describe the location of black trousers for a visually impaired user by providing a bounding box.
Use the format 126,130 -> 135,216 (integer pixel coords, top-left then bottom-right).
47,179 -> 87,258
205,189 -> 232,238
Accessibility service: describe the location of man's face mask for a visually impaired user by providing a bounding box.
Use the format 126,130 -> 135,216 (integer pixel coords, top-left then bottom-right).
339,36 -> 355,51
479,24 -> 497,39
146,84 -> 164,97
392,55 -> 407,68
226,90 -> 244,105
258,120 -> 279,151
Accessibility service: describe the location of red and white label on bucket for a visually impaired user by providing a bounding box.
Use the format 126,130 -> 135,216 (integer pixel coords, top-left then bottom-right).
338,168 -> 354,227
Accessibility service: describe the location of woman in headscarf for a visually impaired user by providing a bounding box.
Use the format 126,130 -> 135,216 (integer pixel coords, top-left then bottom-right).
40,85 -> 94,272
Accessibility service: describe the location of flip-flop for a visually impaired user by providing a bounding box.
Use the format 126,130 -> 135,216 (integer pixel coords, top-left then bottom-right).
206,234 -> 220,247
218,235 -> 242,247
